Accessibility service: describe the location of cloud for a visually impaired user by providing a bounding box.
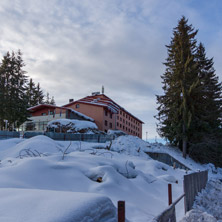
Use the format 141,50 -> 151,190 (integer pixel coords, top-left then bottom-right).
0,0 -> 221,139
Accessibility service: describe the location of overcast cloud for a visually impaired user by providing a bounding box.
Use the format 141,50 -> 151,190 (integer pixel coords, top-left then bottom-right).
0,0 -> 221,140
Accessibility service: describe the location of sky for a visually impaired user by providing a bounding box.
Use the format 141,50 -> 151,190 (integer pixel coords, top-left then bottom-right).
0,0 -> 221,141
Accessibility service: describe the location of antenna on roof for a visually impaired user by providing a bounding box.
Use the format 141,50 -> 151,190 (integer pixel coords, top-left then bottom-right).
102,85 -> 104,94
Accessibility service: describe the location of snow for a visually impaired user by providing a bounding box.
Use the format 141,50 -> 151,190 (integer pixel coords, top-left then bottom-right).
192,179 -> 222,221
67,108 -> 94,122
0,135 -> 221,222
179,209 -> 217,222
47,118 -> 98,133
0,188 -> 116,222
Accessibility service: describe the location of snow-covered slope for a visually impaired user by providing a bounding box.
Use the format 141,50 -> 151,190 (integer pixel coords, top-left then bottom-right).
0,135 -> 221,222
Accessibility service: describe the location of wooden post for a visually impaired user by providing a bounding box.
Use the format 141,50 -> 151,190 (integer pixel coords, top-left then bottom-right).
118,201 -> 125,222
168,184 -> 172,205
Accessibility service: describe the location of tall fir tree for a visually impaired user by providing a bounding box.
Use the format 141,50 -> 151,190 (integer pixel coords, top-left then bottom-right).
188,43 -> 222,164
156,16 -> 199,158
0,50 -> 28,129
156,17 -> 222,165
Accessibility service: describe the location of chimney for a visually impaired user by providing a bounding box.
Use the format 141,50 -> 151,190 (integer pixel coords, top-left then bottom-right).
69,99 -> 74,103
102,85 -> 104,94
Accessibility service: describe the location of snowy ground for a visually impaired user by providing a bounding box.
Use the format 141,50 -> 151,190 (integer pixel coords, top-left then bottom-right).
0,135 -> 221,222
180,179 -> 222,222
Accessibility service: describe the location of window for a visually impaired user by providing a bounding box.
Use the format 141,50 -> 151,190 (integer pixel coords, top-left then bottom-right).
117,122 -> 119,127
123,113 -> 125,117
120,111 -> 122,115
110,113 -> 112,119
76,104 -> 80,108
120,124 -> 122,128
123,119 -> 125,123
117,116 -> 119,120
105,120 -> 108,126
41,113 -> 46,116
105,110 -> 108,116
123,126 -> 125,130
120,117 -> 122,121
109,122 -> 112,128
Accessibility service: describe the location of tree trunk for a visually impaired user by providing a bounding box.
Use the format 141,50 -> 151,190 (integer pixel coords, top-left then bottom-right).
183,124 -> 187,158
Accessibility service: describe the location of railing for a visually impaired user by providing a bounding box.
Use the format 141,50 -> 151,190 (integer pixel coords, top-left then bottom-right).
0,130 -> 20,140
23,131 -> 114,143
152,170 -> 208,222
184,170 -> 208,212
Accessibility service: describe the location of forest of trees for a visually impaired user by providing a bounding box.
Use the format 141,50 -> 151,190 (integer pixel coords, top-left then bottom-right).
0,50 -> 55,130
156,17 -> 222,167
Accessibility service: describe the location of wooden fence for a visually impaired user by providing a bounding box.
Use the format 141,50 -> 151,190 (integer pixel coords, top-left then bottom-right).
184,170 -> 208,212
152,170 -> 208,222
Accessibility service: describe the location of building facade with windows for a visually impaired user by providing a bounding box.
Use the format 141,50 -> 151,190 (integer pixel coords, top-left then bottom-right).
63,93 -> 143,138
21,104 -> 94,132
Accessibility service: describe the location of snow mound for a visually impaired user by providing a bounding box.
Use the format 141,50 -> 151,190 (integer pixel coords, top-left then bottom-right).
47,118 -> 98,134
0,188 -> 117,222
193,179 -> 222,220
179,209 -> 217,222
111,135 -> 149,156
157,175 -> 177,183
0,136 -> 59,160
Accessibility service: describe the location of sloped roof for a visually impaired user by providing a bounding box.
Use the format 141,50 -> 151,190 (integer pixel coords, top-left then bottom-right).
63,94 -> 144,123
28,104 -> 94,122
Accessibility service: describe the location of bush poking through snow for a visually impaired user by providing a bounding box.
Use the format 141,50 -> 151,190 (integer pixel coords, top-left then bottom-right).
18,149 -> 47,159
62,141 -> 72,160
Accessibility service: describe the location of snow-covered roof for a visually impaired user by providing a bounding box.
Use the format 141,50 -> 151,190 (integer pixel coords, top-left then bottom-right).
47,118 -> 98,131
66,108 -> 94,122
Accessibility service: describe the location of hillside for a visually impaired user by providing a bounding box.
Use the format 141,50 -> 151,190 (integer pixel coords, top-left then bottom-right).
0,135 -> 221,222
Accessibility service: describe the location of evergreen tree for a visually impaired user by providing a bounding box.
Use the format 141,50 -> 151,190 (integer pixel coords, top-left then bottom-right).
50,96 -> 56,105
188,43 -> 222,164
34,83 -> 44,105
156,17 -> 199,158
156,17 -> 222,165
27,79 -> 44,107
45,92 -> 56,105
27,78 -> 36,107
0,50 -> 28,129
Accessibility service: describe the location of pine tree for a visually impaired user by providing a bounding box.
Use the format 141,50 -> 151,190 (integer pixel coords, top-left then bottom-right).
27,79 -> 44,107
45,92 -> 56,105
34,83 -> 44,105
156,17 -> 199,158
50,96 -> 56,105
156,17 -> 222,165
0,50 -> 28,129
27,78 -> 36,107
188,43 -> 222,164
